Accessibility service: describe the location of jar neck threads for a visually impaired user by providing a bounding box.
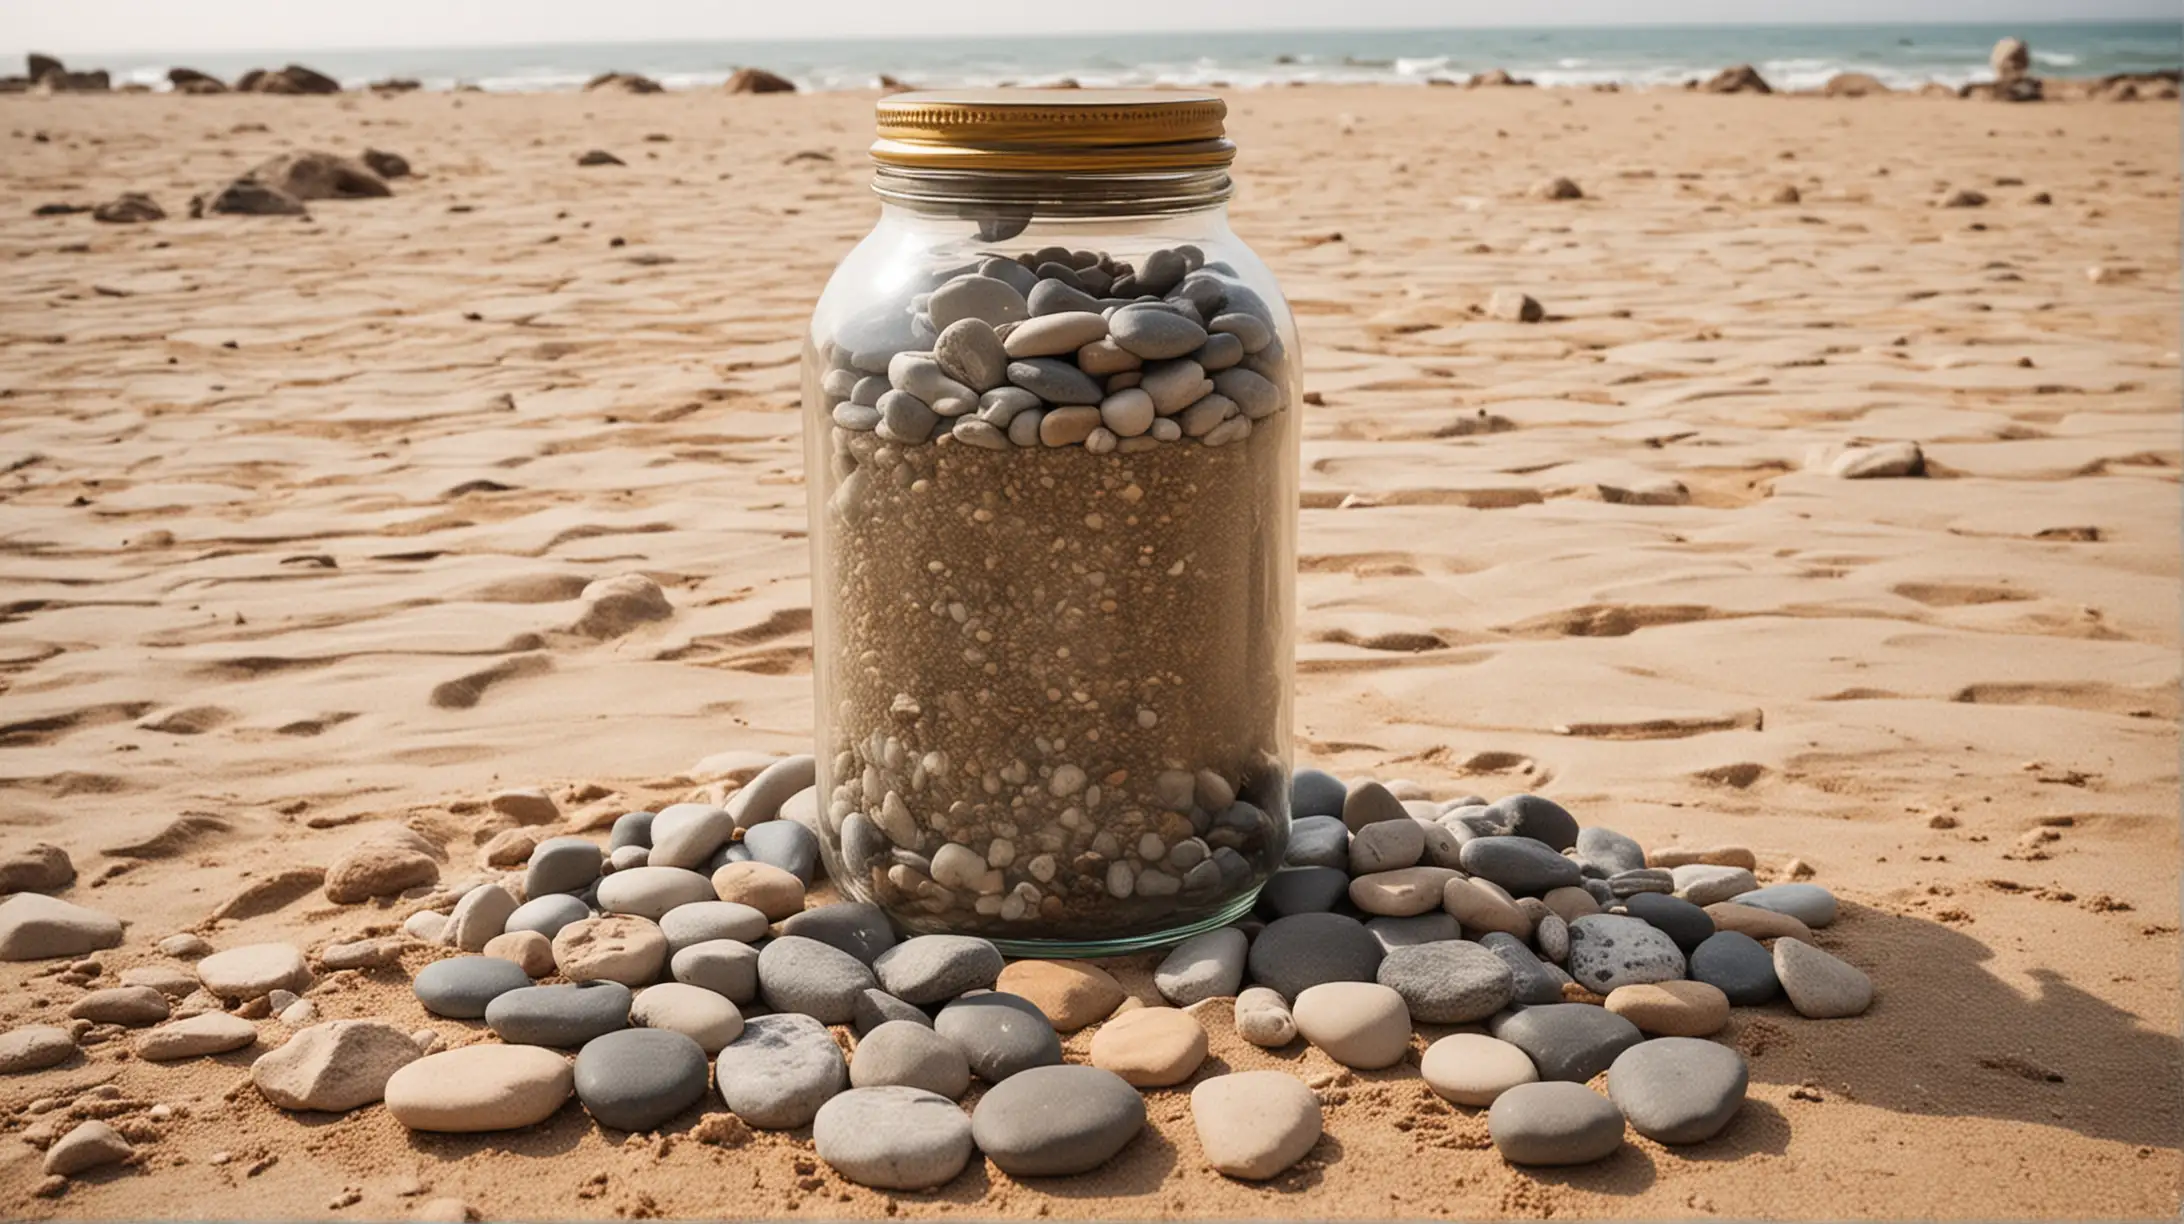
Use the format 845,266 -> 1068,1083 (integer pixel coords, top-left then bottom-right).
871,165 -> 1233,223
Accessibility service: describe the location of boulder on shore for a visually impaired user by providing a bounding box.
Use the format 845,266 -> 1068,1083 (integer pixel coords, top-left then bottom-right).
249,151 -> 392,200
1467,68 -> 1533,88
169,67 -> 227,92
725,68 -> 796,94
586,72 -> 663,94
243,64 -> 341,95
1822,72 -> 1890,97
1701,64 -> 1771,94
1991,37 -> 2031,82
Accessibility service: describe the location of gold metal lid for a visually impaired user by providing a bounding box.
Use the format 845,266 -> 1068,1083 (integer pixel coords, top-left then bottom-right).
872,89 -> 1234,173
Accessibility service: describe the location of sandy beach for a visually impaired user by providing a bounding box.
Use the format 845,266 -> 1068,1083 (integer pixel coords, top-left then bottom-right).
0,81 -> 2178,1218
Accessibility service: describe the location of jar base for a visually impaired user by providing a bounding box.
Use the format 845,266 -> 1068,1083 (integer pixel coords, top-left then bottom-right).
970,886 -> 1263,960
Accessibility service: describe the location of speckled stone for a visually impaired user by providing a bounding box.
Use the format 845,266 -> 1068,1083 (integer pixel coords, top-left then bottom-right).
414,955 -> 535,1019
1566,914 -> 1688,992
872,935 -> 1003,1006
1607,1037 -> 1747,1143
1488,1081 -> 1625,1166
1488,1004 -> 1644,1083
574,1027 -> 711,1131
970,1064 -> 1145,1177
934,992 -> 1061,1084
815,1086 -> 977,1190
714,1013 -> 847,1129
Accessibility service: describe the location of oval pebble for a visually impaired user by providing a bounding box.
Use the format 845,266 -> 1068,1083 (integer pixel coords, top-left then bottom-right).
1575,827 -> 1647,877
1488,1081 -> 1625,1166
1247,913 -> 1383,1001
657,901 -> 769,953
1773,937 -> 1872,1018
1006,357 -> 1102,405
714,1013 -> 847,1129
1460,836 -> 1583,894
1690,931 -> 1780,1006
0,1024 -> 77,1073
929,274 -> 1028,329
670,939 -> 759,1003
742,822 -> 819,885
198,943 -> 311,1000
853,988 -> 930,1035
1488,1003 -> 1643,1083
385,1044 -> 573,1133
1607,1037 -> 1747,1143
414,955 -> 534,1019
1483,794 -> 1580,851
1348,819 -> 1425,875
1110,307 -> 1208,360
632,982 -> 744,1053
609,811 -> 655,850
970,1064 -> 1145,1177
525,837 -> 604,897
998,960 -> 1126,1031
1604,980 -> 1731,1037
850,1020 -> 971,1099
552,915 -> 668,987
503,894 -> 592,941
778,902 -> 896,966
1733,883 -> 1839,929
1376,940 -> 1514,1023
932,318 -> 1010,391
1003,310 -> 1108,358
1191,1070 -> 1322,1180
485,980 -> 632,1048
873,935 -> 1003,1006
1283,815 -> 1348,869
758,935 -> 878,1024
1422,1032 -> 1540,1107
1671,864 -> 1759,906
934,992 -> 1061,1084
1566,913 -> 1688,993
1152,927 -> 1246,1007
815,1086 -> 976,1190
1622,892 -> 1715,952
1088,1006 -> 1207,1087
1350,866 -> 1460,918
1443,877 -> 1531,938
596,866 -> 716,921
1234,986 -> 1297,1048
574,1028 -> 710,1132
1292,981 -> 1411,1070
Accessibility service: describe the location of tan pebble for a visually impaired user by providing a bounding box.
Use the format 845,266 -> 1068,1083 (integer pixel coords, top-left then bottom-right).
483,930 -> 555,978
252,1019 -> 422,1111
385,1045 -> 573,1132
1538,886 -> 1600,923
319,939 -> 400,971
198,943 -> 311,1000
1191,1070 -> 1322,1180
552,915 -> 667,986
1349,867 -> 1460,917
488,788 -> 561,825
708,861 -> 805,921
43,1120 -> 131,1177
324,842 -> 439,905
1443,877 -> 1530,938
1420,1033 -> 1538,1106
1781,858 -> 1815,880
1647,845 -> 1756,870
1704,902 -> 1814,943
478,827 -> 542,868
1292,982 -> 1410,1070
995,960 -> 1125,1032
0,1025 -> 77,1073
1088,1006 -> 1207,1087
1604,980 -> 1731,1037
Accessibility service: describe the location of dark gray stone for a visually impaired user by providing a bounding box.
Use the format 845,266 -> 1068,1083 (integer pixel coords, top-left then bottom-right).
525,837 -> 603,897
1027,278 -> 1101,317
1485,794 -> 1580,851
1341,781 -> 1411,833
852,988 -> 929,1035
1575,827 -> 1646,877
933,992 -> 1061,1084
484,980 -> 632,1047
970,1064 -> 1145,1177
1608,868 -> 1676,897
1006,357 -> 1102,405
1488,1081 -> 1625,1166
1110,306 -> 1208,360
1477,931 -> 1566,1005
1689,931 -> 1780,1006
670,939 -> 759,1003
1284,816 -> 1349,870
574,1027 -> 710,1131
1366,912 -> 1461,954
1246,912 -> 1383,1001
608,810 -> 654,850
503,894 -> 592,941
758,935 -> 878,1024
873,935 -> 1004,1006
1256,866 -> 1349,918
1607,1037 -> 1748,1144
1459,837 -> 1582,895
714,1013 -> 847,1129
1566,914 -> 1688,992
1291,769 -> 1347,820
815,1085 -> 977,1190
1376,941 -> 1514,1023
412,955 -> 533,1019
839,813 -> 886,875
743,822 -> 819,885
1488,1004 -> 1643,1083
780,902 -> 897,967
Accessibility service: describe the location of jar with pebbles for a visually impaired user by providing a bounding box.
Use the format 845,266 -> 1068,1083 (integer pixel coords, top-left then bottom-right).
804,90 -> 1299,954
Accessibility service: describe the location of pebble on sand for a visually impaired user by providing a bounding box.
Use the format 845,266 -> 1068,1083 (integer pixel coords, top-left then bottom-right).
709,861 -> 806,921
849,1019 -> 972,1099
1607,1037 -> 1748,1144
0,894 -> 124,961
1565,914 -> 1688,993
552,915 -> 668,987
814,1086 -> 977,1190
757,935 -> 878,1024
1246,912 -> 1384,1000
485,980 -> 633,1047
386,1043 -> 575,1132
69,985 -> 170,1026
873,934 -> 1005,1006
136,1012 -> 258,1060
1421,1032 -> 1540,1107
323,840 -> 439,904
1376,940 -> 1516,1023
446,883 -> 518,951
998,959 -> 1126,1031
970,1064 -> 1146,1177
0,1025 -> 77,1073
573,1028 -> 711,1132
1487,1081 -> 1624,1166
1088,1006 -> 1208,1086
252,1019 -> 422,1111
1603,980 -> 1731,1037
197,943 -> 311,1000
631,982 -> 745,1053
414,955 -> 535,1019
1774,938 -> 1874,1018
1704,902 -> 1814,943
1292,981 -> 1412,1070
934,991 -> 1063,1083
1191,1070 -> 1323,1180
1733,883 -> 1840,928
1690,931 -> 1781,1006
714,1013 -> 848,1130
1234,986 -> 1298,1048
1488,1004 -> 1643,1083
43,1119 -> 133,1177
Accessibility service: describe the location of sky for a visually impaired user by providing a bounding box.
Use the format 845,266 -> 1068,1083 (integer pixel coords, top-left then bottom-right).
7,0 -> 2177,56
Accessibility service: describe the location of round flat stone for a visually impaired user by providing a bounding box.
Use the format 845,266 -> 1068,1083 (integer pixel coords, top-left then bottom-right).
1247,913 -> 1383,1001
1283,815 -> 1349,869
69,985 -> 170,1026
1110,307 -> 1208,360
1350,867 -> 1460,918
1566,914 -> 1688,992
1733,883 -> 1839,929
485,980 -> 632,1047
648,803 -> 733,869
998,960 -> 1125,1031
742,822 -> 819,885
815,1086 -> 975,1190
1376,941 -> 1514,1023
1422,1032 -> 1540,1107
758,935 -> 877,1024
386,1044 -> 574,1133
1483,795 -> 1580,851
1488,1081 -> 1625,1166
970,1064 -> 1145,1177
1292,981 -> 1411,1070
1690,931 -> 1780,1006
1348,819 -> 1425,875
930,274 -> 1029,329
853,988 -> 930,1035
1622,893 -> 1715,953
779,902 -> 897,966
1541,885 -> 1603,923
574,1027 -> 710,1132
1488,1004 -> 1644,1083
1152,927 -> 1246,1007
198,943 -> 310,1000
1607,1037 -> 1747,1143
0,1024 -> 77,1073
503,894 -> 592,941
596,866 -> 716,921
446,883 -> 519,952
872,935 -> 1003,1006
710,861 -> 806,921
1773,938 -> 1872,1018
658,901 -> 769,953
1460,837 -> 1582,895
671,939 -> 760,1003
934,991 -> 1061,1083
1191,1070 -> 1322,1180
135,1012 -> 258,1061
524,837 -> 603,897
633,982 -> 744,1053
1671,864 -> 1759,906
1366,912 -> 1461,953
1604,980 -> 1731,1037
849,1019 -> 970,1099
714,1013 -> 846,1130
552,915 -> 668,987
1290,770 -> 1347,820
1575,827 -> 1647,877
1088,1006 -> 1207,1087
1475,931 -> 1566,1006
414,955 -> 534,1019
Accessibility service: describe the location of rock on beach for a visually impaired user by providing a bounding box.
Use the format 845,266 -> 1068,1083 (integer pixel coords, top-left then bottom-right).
1191,1070 -> 1323,1180
386,1044 -> 575,1133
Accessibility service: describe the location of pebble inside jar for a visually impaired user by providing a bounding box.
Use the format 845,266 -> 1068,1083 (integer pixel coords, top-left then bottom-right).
804,91 -> 1299,954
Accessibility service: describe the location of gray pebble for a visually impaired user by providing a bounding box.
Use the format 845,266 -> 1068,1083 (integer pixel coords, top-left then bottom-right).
1366,912 -> 1461,953
1460,836 -> 1583,895
608,811 -> 655,851
815,1085 -> 976,1190
608,844 -> 651,872
1177,392 -> 1237,437
1689,932 -> 1780,1005
1209,312 -> 1274,352
887,353 -> 975,411
1535,913 -> 1570,964
979,256 -> 1037,296
743,822 -> 819,885
1488,1081 -> 1625,1166
1732,883 -> 1838,928
1152,927 -> 1246,1006
1671,864 -> 1759,906
715,1013 -> 847,1130
1575,827 -> 1647,877
849,1020 -> 970,1099
933,992 -> 1061,1083
1608,868 -> 1676,897
523,838 -> 602,898
658,901 -> 769,954
1485,794 -> 1580,850
1211,366 -> 1282,419
1247,912 -> 1383,1001
932,318 -> 1009,391
649,803 -> 734,870
1110,307 -> 1208,360
1348,819 -> 1424,874
835,301 -> 923,373
1027,278 -> 1101,316
1006,357 -> 1103,405
873,935 -> 1003,1006
1489,1003 -> 1643,1083
928,274 -> 1029,329
503,894 -> 592,941
1284,815 -> 1349,870
1377,941 -> 1515,1023
831,402 -> 879,430
838,813 -> 887,875
1005,407 -> 1045,447
670,939 -> 759,1003
850,375 -> 888,407
1003,311 -> 1108,358
1567,914 -> 1688,992
1607,1037 -> 1747,1144
1034,260 -> 1087,291
597,866 -> 715,921
779,902 -> 897,967
1583,879 -> 1617,908
1140,358 -> 1211,414
1192,331 -> 1244,371
853,988 -> 930,1035
758,936 -> 878,1024
970,1064 -> 1144,1177
876,389 -> 938,444
1291,769 -> 1347,820
1478,930 -> 1567,1004
485,980 -> 632,1047
413,955 -> 533,1019
704,843 -> 752,875
1255,866 -> 1348,918
952,417 -> 1008,449
574,1027 -> 710,1132
1136,248 -> 1190,295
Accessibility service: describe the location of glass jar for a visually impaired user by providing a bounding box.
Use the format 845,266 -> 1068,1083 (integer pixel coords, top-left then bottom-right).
802,90 -> 1298,956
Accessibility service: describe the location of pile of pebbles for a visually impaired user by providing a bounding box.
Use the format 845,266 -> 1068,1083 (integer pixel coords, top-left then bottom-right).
820,243 -> 1291,454
1,758 -> 1873,1195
